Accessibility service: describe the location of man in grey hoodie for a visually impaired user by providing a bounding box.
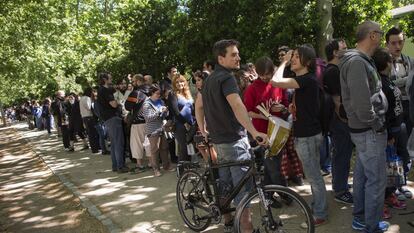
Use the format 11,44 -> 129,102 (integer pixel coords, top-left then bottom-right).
339,20 -> 389,233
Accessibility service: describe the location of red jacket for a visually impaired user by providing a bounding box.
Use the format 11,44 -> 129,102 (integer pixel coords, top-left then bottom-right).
243,78 -> 288,133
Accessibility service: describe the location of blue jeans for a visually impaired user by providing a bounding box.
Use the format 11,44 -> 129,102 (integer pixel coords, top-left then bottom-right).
95,122 -> 108,152
104,116 -> 125,170
330,115 -> 353,194
213,137 -> 252,205
319,135 -> 332,172
351,130 -> 387,233
44,116 -> 52,133
295,133 -> 327,220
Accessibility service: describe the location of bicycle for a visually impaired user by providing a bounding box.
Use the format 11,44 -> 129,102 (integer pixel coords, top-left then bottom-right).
176,135 -> 315,233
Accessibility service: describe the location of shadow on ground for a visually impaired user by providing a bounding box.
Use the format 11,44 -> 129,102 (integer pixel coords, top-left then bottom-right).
4,123 -> 414,233
0,126 -> 107,233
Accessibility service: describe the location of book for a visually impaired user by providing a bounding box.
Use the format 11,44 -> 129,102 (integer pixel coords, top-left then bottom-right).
256,104 -> 291,156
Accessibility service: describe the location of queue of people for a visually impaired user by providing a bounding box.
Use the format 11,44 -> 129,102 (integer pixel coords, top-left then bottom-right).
10,20 -> 414,233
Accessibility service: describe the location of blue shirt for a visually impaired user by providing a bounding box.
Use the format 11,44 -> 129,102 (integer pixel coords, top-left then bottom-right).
176,95 -> 194,125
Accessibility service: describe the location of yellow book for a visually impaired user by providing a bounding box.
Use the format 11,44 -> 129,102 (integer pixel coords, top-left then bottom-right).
256,104 -> 291,156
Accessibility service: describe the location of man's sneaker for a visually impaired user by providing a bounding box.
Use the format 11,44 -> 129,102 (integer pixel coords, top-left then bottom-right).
398,187 -> 413,199
352,218 -> 390,231
334,192 -> 353,205
301,218 -> 327,229
223,220 -> 234,233
321,169 -> 331,176
378,221 -> 390,231
117,167 -> 129,174
395,189 -> 407,201
351,218 -> 365,231
385,193 -> 407,209
101,150 -> 110,155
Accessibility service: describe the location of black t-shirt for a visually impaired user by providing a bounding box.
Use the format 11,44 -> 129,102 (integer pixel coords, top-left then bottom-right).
97,86 -> 118,121
202,64 -> 246,144
323,64 -> 341,96
293,73 -> 321,137
381,74 -> 403,130
323,64 -> 347,120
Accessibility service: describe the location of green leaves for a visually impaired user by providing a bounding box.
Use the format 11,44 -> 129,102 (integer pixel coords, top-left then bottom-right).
0,0 -> 403,106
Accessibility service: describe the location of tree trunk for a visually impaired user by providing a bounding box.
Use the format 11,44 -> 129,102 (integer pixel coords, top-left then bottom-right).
317,0 -> 334,59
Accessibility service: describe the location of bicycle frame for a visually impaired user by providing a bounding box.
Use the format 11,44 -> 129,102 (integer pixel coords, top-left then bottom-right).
200,139 -> 261,214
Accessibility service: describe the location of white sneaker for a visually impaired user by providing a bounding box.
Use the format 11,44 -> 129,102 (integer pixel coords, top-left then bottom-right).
395,189 -> 407,201
399,187 -> 413,199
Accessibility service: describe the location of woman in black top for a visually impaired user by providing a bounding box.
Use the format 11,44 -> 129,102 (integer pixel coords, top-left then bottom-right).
270,45 -> 328,225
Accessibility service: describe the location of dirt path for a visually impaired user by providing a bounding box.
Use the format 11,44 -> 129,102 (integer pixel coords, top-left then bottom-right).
2,123 -> 414,233
0,126 -> 108,233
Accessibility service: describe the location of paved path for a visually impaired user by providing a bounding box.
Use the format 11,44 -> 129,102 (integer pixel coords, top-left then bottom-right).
3,123 -> 414,232
0,125 -> 107,233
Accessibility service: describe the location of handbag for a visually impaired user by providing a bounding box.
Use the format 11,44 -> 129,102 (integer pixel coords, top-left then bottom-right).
163,119 -> 175,133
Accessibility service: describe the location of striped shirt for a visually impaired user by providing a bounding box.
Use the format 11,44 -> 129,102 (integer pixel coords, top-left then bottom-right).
142,98 -> 167,136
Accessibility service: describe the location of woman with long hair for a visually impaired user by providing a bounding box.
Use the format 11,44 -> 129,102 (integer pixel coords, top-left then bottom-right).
171,74 -> 195,162
271,45 -> 328,226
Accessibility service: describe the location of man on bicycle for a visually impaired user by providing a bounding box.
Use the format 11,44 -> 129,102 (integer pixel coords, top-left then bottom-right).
195,39 -> 268,233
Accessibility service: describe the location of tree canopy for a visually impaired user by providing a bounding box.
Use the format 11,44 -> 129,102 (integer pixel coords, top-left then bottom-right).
0,0 -> 408,106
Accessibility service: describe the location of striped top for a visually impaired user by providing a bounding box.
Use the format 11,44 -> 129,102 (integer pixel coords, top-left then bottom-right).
142,98 -> 168,136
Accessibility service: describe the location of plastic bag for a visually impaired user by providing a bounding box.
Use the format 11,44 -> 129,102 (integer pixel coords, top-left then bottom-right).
187,143 -> 195,155
143,135 -> 151,153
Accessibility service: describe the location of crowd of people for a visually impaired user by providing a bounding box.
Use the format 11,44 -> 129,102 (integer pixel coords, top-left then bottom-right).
8,20 -> 414,233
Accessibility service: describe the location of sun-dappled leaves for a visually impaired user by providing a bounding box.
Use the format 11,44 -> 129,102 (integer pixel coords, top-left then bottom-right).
0,0 -> 406,106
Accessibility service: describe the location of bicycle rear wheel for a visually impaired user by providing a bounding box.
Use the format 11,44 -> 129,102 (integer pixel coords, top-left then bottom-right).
176,170 -> 212,231
234,185 -> 314,233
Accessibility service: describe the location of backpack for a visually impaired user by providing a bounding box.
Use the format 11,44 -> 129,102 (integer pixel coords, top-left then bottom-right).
315,58 -> 327,85
315,58 -> 335,136
318,87 -> 335,136
125,89 -> 147,125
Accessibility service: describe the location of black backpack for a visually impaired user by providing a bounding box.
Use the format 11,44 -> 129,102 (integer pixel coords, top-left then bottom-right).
319,87 -> 335,136
315,59 -> 335,136
125,89 -> 147,125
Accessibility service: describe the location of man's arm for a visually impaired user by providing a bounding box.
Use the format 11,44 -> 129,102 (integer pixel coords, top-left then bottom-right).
248,111 -> 267,120
347,60 -> 382,130
226,93 -> 268,145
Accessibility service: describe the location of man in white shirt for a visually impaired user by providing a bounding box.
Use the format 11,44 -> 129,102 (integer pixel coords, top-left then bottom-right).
80,87 -> 100,153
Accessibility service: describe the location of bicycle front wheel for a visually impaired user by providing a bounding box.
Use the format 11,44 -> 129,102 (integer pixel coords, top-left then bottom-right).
234,185 -> 314,233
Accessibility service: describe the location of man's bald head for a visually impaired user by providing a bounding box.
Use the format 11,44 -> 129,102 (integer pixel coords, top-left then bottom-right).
56,90 -> 65,98
356,20 -> 382,42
